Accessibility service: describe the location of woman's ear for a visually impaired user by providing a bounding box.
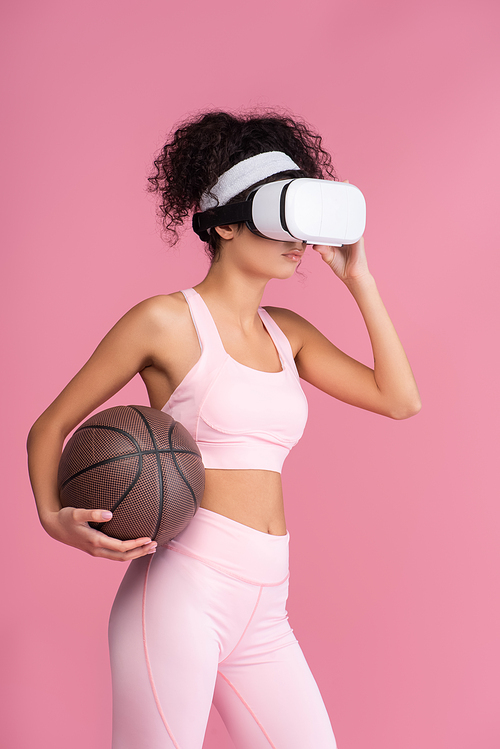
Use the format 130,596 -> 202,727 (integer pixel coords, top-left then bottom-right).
213,224 -> 238,241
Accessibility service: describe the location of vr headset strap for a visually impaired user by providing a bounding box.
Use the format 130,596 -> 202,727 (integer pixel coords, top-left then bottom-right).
192,201 -> 253,241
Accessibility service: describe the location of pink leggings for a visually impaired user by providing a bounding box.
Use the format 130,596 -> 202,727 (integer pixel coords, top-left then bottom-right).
108,507 -> 337,749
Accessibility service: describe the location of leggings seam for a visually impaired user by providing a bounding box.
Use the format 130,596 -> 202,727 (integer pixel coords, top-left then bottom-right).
216,671 -> 278,749
166,544 -> 289,587
219,586 -> 263,665
142,555 -> 182,749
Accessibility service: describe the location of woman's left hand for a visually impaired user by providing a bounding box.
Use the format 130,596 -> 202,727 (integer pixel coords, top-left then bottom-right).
312,236 -> 370,284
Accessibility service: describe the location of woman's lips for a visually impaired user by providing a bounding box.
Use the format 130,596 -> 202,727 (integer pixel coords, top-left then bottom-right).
282,251 -> 304,261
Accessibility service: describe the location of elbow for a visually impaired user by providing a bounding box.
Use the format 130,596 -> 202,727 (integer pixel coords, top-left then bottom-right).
26,421 -> 39,452
26,420 -> 43,454
388,396 -> 422,420
27,413 -> 64,452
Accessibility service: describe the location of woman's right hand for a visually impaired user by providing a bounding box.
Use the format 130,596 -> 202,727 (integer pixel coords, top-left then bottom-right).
42,507 -> 157,561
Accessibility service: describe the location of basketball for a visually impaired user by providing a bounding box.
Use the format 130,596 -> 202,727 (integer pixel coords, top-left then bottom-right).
57,405 -> 205,546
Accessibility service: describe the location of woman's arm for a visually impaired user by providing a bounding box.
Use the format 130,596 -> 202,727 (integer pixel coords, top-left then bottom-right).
27,295 -> 178,561
267,236 -> 421,419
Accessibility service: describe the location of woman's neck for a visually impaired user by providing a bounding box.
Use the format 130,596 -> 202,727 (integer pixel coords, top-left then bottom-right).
194,263 -> 268,330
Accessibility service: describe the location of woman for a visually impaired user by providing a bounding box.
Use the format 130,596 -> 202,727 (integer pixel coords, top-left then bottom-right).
27,110 -> 421,749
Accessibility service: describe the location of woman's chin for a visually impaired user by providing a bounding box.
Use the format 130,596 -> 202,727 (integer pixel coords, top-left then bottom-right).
275,261 -> 302,280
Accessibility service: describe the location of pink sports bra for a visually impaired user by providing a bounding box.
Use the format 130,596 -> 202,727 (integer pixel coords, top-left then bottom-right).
162,288 -> 308,472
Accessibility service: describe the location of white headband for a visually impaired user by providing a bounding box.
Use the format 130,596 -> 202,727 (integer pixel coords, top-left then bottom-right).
199,151 -> 300,211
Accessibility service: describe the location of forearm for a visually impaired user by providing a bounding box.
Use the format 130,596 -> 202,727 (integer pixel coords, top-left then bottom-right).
344,273 -> 421,419
27,416 -> 66,529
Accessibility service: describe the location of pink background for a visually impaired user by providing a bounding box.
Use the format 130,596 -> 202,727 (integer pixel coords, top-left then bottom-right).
2,0 -> 499,747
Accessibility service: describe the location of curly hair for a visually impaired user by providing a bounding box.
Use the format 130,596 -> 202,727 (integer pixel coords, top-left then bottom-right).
147,108 -> 337,261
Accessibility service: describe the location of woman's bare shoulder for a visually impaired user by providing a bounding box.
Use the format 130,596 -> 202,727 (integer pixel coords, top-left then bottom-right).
262,305 -> 309,325
122,291 -> 191,331
102,291 -> 197,365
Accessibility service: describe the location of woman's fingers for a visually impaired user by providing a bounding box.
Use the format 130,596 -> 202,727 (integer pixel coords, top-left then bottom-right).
57,506 -> 157,560
86,531 -> 158,560
91,542 -> 158,562
311,244 -> 336,265
72,507 -> 114,524
91,532 -> 155,553
72,508 -> 153,546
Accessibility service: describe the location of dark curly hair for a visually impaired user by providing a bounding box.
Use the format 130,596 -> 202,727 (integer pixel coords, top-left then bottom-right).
147,108 -> 337,261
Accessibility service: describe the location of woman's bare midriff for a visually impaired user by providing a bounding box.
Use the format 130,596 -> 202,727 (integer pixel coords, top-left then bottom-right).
200,469 -> 287,536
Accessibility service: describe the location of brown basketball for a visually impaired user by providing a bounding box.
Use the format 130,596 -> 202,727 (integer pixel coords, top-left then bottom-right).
57,405 -> 205,546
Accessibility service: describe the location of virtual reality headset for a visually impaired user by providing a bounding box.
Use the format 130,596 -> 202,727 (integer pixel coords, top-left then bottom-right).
192,178 -> 366,246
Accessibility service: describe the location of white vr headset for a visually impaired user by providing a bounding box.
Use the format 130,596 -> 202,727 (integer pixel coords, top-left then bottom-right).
192,178 -> 366,246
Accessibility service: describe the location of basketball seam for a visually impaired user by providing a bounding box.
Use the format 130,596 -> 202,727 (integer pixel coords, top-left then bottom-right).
60,447 -> 199,490
167,421 -> 199,512
130,406 -> 164,541
92,452 -> 143,531
61,447 -> 199,489
59,425 -> 143,489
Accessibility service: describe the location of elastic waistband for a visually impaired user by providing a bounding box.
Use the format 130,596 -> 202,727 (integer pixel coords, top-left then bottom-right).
166,507 -> 289,586
198,441 -> 288,473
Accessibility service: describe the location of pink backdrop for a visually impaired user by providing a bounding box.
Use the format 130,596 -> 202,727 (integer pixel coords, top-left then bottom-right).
2,1 -> 499,747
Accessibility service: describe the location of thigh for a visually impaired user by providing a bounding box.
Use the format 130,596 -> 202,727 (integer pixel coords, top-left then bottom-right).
215,642 -> 337,749
108,548 -> 220,749
214,583 -> 337,749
